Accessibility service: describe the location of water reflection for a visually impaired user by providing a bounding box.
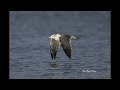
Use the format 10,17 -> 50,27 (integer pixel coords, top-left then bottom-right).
49,63 -> 59,68
49,62 -> 72,70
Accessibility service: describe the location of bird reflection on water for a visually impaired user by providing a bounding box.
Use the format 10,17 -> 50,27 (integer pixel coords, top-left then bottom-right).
49,60 -> 72,71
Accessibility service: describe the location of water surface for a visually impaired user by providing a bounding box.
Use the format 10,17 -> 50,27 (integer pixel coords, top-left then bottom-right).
10,11 -> 111,79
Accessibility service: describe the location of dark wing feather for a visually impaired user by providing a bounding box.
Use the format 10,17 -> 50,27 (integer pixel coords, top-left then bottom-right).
50,39 -> 59,59
59,35 -> 71,59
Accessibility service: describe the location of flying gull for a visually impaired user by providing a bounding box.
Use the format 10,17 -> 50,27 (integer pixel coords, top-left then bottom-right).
48,33 -> 79,59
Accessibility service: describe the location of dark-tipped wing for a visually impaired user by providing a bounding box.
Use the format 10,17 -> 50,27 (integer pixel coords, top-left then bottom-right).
59,35 -> 71,59
50,39 -> 59,59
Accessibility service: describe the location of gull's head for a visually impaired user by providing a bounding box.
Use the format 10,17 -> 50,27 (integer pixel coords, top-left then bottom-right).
48,34 -> 60,40
48,34 -> 55,39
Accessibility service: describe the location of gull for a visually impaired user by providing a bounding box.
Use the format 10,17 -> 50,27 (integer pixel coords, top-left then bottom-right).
48,33 -> 79,59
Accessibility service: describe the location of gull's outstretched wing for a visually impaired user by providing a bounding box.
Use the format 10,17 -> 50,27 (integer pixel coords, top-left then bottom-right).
50,39 -> 60,59
59,35 -> 71,59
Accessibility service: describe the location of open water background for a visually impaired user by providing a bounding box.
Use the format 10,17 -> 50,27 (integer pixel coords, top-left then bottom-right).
10,11 -> 111,79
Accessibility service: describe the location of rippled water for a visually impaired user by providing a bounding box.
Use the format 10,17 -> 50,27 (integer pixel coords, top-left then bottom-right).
9,11 -> 111,79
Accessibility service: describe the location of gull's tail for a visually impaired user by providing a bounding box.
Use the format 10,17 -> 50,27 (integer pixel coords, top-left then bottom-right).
70,35 -> 80,40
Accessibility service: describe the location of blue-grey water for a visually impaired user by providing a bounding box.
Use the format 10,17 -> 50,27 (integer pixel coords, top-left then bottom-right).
10,11 -> 111,79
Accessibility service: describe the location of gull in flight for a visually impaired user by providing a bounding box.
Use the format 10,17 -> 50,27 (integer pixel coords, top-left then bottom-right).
48,33 -> 79,59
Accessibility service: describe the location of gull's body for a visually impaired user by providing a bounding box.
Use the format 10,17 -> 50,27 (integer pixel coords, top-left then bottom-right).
48,33 -> 79,59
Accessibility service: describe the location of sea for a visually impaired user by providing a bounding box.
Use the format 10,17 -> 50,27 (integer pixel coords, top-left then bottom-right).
10,11 -> 111,79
